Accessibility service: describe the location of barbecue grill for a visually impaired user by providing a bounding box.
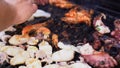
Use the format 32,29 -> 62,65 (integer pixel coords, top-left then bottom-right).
0,0 -> 120,68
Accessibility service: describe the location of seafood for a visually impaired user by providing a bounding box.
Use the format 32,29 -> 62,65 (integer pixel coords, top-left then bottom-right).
52,49 -> 74,62
93,13 -> 110,34
1,35 -> 11,43
0,42 -> 5,46
0,52 -> 9,64
19,66 -> 27,68
28,9 -> 51,21
38,41 -> 52,56
33,9 -> 51,18
83,51 -> 117,68
78,43 -> 117,68
92,32 -> 102,50
77,43 -> 95,55
111,29 -> 120,41
111,19 -> 120,41
49,0 -> 75,9
25,58 -> 42,68
22,24 -> 51,39
9,35 -> 29,45
10,51 -> 30,65
27,37 -> 39,45
58,42 -> 78,52
113,19 -> 120,29
27,46 -> 38,58
43,63 -> 69,68
35,50 -> 47,59
3,25 -> 16,32
0,46 -> 24,56
61,7 -> 92,26
0,31 -> 11,43
0,3 -> 119,68
43,64 -> 60,68
52,34 -> 58,48
0,26 -> 16,43
36,41 -> 53,63
51,42 -> 78,62
70,62 -> 91,68
100,35 -> 119,57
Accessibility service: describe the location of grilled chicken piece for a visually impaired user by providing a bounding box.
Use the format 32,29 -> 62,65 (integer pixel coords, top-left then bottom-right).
61,7 -> 92,26
49,0 -> 75,9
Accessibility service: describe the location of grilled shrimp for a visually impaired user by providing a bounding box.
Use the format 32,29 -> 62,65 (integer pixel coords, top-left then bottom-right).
61,7 -> 92,26
22,23 -> 51,39
49,0 -> 75,9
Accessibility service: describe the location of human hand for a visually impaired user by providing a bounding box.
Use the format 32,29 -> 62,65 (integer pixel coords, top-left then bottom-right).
4,0 -> 38,24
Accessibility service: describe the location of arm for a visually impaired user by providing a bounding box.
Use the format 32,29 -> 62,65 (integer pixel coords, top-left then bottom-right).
0,0 -> 48,31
